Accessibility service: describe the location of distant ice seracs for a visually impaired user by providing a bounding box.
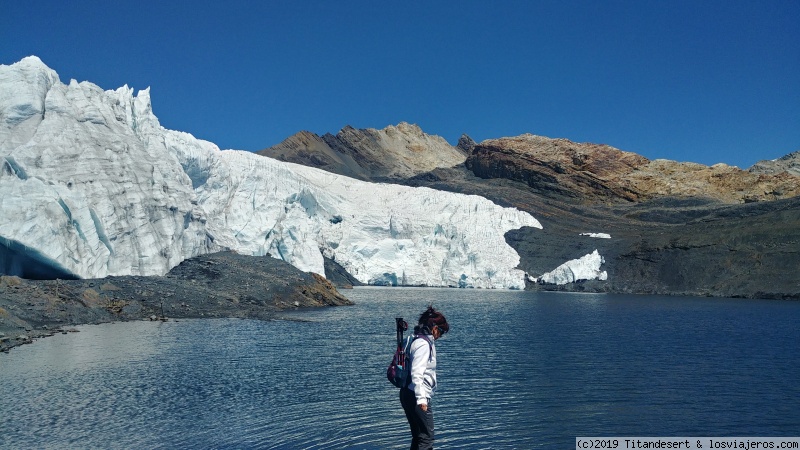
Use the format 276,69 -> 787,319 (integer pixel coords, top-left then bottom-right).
0,56 -> 540,289
532,250 -> 608,285
580,233 -> 611,239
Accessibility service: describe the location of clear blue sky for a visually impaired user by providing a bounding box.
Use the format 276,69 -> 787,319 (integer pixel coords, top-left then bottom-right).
3,0 -> 798,168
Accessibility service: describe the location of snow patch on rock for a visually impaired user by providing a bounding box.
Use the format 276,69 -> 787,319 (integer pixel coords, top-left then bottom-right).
580,232 -> 611,239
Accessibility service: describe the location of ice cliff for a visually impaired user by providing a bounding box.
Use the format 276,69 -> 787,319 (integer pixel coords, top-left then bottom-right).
0,56 -> 541,289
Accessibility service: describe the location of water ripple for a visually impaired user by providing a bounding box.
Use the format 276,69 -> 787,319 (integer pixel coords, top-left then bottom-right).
2,289 -> 800,448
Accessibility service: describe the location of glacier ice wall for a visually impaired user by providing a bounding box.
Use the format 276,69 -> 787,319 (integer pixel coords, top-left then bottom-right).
0,56 -> 541,288
0,57 -> 214,279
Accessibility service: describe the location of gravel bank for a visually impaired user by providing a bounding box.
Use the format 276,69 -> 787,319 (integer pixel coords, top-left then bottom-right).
0,252 -> 352,353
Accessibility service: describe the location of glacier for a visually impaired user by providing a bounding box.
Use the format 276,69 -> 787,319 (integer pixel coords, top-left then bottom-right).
533,250 -> 608,285
0,56 -> 542,289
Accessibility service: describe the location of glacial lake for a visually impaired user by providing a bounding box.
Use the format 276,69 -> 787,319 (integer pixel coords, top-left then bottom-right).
1,288 -> 799,449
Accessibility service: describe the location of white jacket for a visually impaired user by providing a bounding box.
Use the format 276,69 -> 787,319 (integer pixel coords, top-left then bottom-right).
407,334 -> 436,405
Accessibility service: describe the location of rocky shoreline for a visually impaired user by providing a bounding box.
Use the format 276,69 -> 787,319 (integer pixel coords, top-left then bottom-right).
0,252 -> 352,353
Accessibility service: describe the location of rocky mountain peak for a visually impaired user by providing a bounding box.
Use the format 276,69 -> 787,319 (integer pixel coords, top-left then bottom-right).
749,150 -> 800,177
259,123 -> 466,180
457,134 -> 476,155
385,121 -> 423,137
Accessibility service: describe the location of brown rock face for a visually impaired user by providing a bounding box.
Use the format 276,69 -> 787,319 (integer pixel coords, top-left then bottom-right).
466,134 -> 800,203
466,135 -> 649,201
626,160 -> 800,203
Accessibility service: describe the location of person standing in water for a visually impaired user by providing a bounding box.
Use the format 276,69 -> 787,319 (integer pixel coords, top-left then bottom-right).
400,306 -> 449,450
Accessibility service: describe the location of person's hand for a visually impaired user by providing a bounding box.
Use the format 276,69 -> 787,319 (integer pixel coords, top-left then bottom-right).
418,403 -> 428,412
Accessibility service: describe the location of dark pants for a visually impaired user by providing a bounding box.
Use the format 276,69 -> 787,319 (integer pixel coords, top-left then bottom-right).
400,387 -> 434,450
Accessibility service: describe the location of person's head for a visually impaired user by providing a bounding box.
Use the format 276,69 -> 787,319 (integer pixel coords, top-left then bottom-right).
418,306 -> 449,340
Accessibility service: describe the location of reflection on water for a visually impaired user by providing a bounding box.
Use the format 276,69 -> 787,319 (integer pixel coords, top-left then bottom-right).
2,288 -> 799,449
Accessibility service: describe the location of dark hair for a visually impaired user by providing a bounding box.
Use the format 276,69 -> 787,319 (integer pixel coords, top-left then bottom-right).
417,306 -> 449,335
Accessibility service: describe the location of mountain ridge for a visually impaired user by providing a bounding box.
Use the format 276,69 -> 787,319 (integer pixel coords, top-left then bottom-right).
467,134 -> 800,203
254,124 -> 800,300
261,125 -> 800,204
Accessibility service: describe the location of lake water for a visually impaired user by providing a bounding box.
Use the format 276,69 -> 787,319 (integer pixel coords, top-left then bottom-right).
1,288 -> 799,449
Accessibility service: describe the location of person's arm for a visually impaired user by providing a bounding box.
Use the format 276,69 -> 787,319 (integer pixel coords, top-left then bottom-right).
409,338 -> 431,408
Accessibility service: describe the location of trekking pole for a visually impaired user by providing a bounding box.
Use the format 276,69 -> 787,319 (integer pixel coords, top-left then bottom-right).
395,317 -> 407,347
